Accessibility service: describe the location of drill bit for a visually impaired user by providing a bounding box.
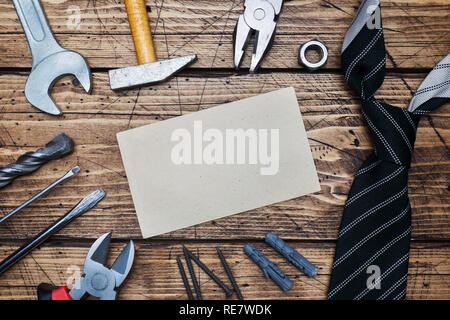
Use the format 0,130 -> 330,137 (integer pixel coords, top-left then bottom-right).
0,133 -> 74,189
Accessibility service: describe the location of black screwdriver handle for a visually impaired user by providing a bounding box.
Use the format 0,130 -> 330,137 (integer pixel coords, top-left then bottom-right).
0,189 -> 105,276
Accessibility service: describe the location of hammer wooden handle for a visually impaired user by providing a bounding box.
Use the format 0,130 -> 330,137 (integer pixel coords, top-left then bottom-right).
125,0 -> 157,65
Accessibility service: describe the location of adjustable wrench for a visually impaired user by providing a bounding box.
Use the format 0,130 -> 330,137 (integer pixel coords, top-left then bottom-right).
13,0 -> 91,115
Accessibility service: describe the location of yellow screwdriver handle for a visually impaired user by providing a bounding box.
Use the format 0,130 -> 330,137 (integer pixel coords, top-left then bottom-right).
125,0 -> 157,65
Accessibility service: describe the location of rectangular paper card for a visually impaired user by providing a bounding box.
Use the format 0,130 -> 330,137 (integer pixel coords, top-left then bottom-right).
117,87 -> 320,238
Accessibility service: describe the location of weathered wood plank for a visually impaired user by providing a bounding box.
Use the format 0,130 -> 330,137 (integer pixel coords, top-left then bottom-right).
0,0 -> 448,303
0,72 -> 448,241
0,241 -> 448,300
0,0 -> 448,69
0,72 -> 448,123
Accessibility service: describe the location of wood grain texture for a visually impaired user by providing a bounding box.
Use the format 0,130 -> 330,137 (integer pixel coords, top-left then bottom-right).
0,0 -> 448,300
0,241 -> 448,300
0,0 -> 448,69
0,72 -> 448,241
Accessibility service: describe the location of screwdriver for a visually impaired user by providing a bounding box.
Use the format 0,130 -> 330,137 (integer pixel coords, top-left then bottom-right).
0,188 -> 105,276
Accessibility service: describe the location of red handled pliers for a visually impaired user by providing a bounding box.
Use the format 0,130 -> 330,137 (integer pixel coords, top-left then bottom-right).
37,232 -> 135,300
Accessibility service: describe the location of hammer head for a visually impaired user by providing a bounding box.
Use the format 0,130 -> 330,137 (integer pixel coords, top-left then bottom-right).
25,50 -> 92,115
108,55 -> 197,90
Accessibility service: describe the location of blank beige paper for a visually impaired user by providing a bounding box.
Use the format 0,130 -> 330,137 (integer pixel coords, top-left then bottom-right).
117,87 -> 320,238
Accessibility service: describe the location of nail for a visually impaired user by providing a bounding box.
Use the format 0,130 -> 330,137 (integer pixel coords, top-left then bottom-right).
217,248 -> 243,300
176,255 -> 194,300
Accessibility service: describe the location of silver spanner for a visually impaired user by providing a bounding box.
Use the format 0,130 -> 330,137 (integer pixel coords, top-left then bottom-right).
12,0 -> 91,115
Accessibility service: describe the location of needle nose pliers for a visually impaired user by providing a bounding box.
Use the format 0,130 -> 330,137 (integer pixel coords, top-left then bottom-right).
233,0 -> 284,72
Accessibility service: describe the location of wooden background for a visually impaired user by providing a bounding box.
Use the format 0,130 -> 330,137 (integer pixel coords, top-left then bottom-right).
0,0 -> 449,300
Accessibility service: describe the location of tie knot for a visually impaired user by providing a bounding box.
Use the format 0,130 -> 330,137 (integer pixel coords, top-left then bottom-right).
362,100 -> 419,166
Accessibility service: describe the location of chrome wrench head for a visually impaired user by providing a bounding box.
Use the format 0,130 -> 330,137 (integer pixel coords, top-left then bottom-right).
13,0 -> 91,115
25,50 -> 92,115
234,0 -> 283,72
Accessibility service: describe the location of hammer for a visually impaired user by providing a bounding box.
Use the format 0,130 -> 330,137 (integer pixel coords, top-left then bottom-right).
109,0 -> 197,90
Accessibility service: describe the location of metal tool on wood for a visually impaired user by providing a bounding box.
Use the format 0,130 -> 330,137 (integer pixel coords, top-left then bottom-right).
12,0 -> 91,115
217,248 -> 243,300
233,0 -> 284,72
108,0 -> 197,90
0,133 -> 74,189
183,246 -> 202,300
298,40 -> 328,71
0,189 -> 105,276
183,246 -> 234,297
0,166 -> 80,224
37,231 -> 135,300
176,255 -> 194,300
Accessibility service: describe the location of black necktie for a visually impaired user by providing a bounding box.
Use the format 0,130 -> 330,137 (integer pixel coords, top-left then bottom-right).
328,0 -> 450,300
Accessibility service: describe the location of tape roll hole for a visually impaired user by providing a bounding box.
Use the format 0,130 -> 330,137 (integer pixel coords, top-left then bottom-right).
299,40 -> 328,71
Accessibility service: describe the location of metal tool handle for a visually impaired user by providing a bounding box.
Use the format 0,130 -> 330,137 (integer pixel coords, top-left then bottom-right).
0,213 -> 70,275
124,0 -> 157,64
12,0 -> 63,69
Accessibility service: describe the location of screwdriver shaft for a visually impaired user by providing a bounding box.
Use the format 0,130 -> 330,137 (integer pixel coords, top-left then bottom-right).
0,167 -> 80,224
0,188 -> 105,276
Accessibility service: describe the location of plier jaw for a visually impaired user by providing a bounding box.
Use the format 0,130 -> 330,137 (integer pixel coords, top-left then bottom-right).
69,232 -> 135,300
37,232 -> 135,300
233,0 -> 284,72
